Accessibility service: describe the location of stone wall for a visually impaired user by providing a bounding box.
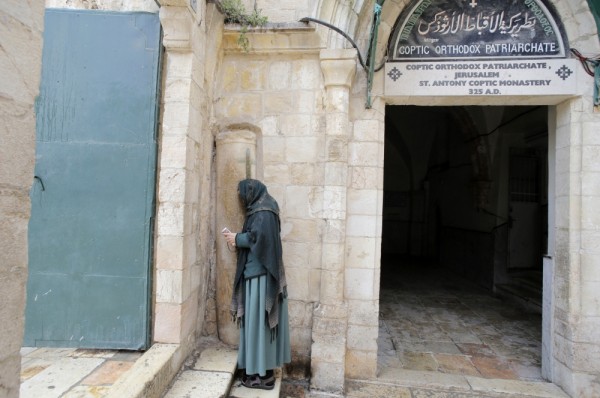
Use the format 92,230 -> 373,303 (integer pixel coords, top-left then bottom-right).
544,2 -> 600,397
0,1 -> 44,397
154,0 -> 223,358
217,24 -> 325,377
345,65 -> 384,384
216,22 -> 384,388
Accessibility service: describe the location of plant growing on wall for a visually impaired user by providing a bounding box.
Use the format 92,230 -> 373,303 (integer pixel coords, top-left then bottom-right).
220,0 -> 268,51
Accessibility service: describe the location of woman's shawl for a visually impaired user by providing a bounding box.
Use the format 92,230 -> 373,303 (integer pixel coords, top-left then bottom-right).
230,179 -> 287,332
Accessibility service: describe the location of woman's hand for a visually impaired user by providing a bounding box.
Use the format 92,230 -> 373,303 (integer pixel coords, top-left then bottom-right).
222,231 -> 237,247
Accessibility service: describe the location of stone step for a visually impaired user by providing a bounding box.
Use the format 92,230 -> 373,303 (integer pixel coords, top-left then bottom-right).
342,368 -> 569,398
229,371 -> 282,398
162,347 -> 238,398
161,346 -> 282,398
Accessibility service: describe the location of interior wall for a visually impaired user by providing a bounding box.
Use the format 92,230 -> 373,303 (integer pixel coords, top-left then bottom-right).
383,106 -> 548,290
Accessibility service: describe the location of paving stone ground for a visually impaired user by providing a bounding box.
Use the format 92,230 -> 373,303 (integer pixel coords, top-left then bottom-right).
378,264 -> 543,382
20,264 -> 569,397
20,347 -> 142,398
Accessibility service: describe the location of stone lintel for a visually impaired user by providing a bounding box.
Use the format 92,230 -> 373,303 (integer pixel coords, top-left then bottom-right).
158,0 -> 188,7
160,6 -> 192,51
223,23 -> 322,54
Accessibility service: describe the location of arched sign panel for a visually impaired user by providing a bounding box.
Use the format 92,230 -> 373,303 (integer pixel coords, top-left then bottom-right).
385,0 -> 578,97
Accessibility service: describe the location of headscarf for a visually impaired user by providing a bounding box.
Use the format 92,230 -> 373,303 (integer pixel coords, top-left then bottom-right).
230,179 -> 287,333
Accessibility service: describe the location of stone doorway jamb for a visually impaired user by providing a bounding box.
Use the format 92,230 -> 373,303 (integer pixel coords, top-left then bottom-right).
154,5 -> 195,346
310,49 -> 357,394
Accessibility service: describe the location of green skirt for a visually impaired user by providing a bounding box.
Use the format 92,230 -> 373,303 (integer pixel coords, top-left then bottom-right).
238,274 -> 291,376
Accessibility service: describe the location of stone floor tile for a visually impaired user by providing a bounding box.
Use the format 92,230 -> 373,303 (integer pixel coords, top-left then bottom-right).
377,368 -> 471,390
455,343 -> 496,357
418,325 -> 453,342
163,370 -> 232,398
69,349 -> 116,359
25,347 -> 77,360
410,389 -> 499,398
401,351 -> 439,371
434,353 -> 480,377
20,347 -> 38,356
193,346 -> 238,373
471,355 -> 518,380
508,359 -> 544,381
62,385 -> 110,398
345,380 -> 411,397
80,360 -> 134,385
20,357 -> 105,398
446,331 -> 483,344
377,353 -> 402,369
110,350 -> 144,362
466,377 -> 570,397
401,340 -> 462,355
20,358 -> 52,382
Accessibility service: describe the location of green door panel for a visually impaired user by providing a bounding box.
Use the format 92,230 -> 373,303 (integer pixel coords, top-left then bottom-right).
25,9 -> 161,350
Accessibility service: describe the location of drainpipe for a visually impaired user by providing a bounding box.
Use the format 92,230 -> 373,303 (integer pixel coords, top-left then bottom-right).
299,0 -> 387,109
366,0 -> 384,108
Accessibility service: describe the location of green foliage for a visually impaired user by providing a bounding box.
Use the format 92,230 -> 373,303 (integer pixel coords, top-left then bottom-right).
221,0 -> 268,51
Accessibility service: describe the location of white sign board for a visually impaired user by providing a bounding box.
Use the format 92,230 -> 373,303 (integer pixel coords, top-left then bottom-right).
385,59 -> 577,97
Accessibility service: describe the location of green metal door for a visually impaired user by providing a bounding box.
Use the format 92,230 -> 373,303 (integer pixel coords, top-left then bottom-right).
24,9 -> 162,350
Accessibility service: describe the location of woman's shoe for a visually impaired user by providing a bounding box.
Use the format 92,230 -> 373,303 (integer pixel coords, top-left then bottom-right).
241,374 -> 275,390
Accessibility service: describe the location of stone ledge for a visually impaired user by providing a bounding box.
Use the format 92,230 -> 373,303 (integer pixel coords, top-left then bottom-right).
350,368 -> 570,397
224,22 -> 316,32
105,344 -> 181,398
223,23 -> 323,54
467,376 -> 570,397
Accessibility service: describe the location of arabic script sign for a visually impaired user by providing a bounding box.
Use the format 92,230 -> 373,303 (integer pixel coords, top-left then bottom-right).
389,0 -> 567,60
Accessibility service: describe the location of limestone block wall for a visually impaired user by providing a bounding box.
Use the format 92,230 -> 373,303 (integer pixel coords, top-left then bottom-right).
552,96 -> 600,398
344,112 -> 384,380
154,1 -> 224,355
0,1 -> 44,397
217,25 -> 325,376
337,40 -> 386,381
544,2 -> 600,397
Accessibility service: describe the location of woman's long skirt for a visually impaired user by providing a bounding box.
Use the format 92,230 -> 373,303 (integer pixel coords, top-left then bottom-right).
238,274 -> 291,376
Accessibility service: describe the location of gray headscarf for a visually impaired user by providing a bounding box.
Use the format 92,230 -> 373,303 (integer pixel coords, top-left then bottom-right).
230,179 -> 287,334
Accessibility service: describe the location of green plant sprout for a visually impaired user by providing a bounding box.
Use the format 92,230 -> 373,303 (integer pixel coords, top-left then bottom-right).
221,0 -> 268,51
